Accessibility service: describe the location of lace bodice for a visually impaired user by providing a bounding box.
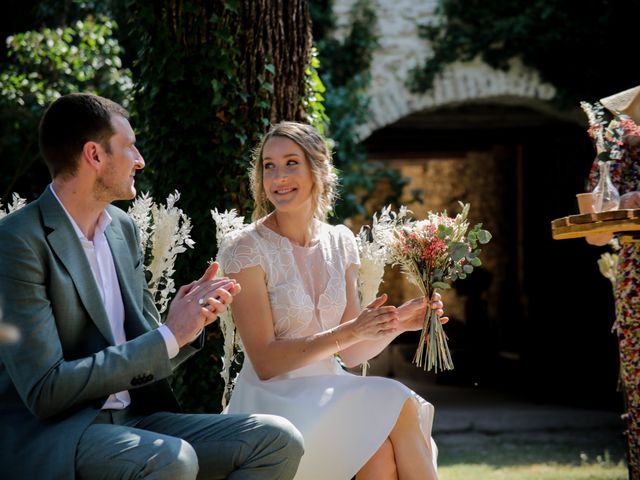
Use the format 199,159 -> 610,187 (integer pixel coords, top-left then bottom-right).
217,219 -> 360,339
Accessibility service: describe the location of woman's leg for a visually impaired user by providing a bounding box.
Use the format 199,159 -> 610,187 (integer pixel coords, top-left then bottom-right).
355,438 -> 398,480
388,398 -> 438,480
357,398 -> 437,480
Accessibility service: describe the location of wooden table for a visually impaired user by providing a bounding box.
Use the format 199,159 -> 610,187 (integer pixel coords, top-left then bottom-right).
551,209 -> 640,243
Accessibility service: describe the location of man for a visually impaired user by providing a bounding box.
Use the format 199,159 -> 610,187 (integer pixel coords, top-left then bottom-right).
0,93 -> 303,479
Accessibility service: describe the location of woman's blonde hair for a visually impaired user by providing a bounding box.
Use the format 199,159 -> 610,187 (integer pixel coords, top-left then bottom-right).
250,121 -> 338,222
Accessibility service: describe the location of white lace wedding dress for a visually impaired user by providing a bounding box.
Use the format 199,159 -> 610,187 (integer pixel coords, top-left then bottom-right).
217,219 -> 437,480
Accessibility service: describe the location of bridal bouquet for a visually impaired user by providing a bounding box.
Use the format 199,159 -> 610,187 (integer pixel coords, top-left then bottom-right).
384,203 -> 492,372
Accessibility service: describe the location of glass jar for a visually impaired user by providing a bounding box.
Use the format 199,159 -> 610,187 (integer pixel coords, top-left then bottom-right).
592,160 -> 620,212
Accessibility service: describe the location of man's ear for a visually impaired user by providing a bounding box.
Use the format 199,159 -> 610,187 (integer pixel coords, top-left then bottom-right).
82,141 -> 102,171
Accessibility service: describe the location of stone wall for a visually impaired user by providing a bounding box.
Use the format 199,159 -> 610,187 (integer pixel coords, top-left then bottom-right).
332,0 -> 558,140
381,151 -> 515,329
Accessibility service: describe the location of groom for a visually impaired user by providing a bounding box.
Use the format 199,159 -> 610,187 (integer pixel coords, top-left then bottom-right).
0,93 -> 303,479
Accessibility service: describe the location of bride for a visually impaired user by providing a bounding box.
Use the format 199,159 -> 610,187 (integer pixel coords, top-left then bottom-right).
217,121 -> 448,480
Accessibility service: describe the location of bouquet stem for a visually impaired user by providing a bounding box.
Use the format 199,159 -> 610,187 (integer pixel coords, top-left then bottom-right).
413,293 -> 454,372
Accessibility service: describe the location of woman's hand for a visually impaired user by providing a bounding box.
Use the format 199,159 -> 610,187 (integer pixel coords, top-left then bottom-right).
620,191 -> 640,209
350,294 -> 400,341
397,292 -> 449,332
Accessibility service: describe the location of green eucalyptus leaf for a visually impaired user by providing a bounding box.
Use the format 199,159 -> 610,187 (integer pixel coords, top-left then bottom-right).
449,242 -> 467,262
477,229 -> 492,244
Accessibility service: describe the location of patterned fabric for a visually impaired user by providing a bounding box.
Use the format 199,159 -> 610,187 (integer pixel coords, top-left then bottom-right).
218,220 -> 359,339
588,108 -> 640,476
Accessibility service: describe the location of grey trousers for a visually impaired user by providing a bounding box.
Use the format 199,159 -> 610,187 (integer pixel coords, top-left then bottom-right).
76,409 -> 304,480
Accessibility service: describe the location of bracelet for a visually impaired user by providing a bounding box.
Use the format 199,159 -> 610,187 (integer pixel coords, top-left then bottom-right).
329,327 -> 342,352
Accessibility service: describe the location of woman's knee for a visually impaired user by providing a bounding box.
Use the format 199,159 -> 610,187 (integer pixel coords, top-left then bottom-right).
374,438 -> 396,468
357,438 -> 397,479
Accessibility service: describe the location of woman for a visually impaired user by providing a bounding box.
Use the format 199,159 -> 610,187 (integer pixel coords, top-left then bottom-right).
585,85 -> 640,478
217,121 -> 447,479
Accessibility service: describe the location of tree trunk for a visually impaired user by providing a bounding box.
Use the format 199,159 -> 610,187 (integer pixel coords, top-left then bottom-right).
121,0 -> 313,411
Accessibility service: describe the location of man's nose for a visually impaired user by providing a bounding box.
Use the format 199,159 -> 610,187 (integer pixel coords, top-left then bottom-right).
134,147 -> 145,169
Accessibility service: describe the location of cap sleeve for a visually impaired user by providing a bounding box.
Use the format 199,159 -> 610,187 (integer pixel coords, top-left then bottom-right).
216,227 -> 264,275
335,224 -> 360,268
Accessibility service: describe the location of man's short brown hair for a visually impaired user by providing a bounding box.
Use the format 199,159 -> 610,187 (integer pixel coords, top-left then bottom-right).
39,93 -> 129,178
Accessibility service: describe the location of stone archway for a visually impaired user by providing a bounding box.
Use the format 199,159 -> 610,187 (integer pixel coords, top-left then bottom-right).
333,0 -> 577,140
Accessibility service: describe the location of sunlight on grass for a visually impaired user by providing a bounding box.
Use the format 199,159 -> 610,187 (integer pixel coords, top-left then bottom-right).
440,462 -> 627,480
436,431 -> 628,480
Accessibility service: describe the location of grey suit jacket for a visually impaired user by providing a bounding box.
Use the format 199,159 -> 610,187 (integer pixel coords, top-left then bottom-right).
0,188 -> 201,479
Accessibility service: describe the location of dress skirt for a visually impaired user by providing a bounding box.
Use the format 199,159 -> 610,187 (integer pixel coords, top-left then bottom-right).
226,356 -> 437,480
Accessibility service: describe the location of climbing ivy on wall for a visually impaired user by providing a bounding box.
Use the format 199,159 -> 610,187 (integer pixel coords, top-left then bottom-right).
409,0 -> 640,105
310,0 -> 410,221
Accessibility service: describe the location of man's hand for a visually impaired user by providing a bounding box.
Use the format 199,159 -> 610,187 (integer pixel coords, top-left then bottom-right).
165,262 -> 241,347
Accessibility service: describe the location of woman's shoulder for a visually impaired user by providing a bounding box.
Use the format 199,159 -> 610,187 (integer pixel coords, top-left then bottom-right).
222,222 -> 259,247
323,222 -> 356,243
321,222 -> 359,264
217,222 -> 268,274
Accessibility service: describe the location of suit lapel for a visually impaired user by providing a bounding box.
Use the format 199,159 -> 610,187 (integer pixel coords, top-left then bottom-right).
39,189 -> 116,345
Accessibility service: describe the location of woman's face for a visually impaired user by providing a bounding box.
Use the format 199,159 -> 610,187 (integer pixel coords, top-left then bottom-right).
262,136 -> 314,215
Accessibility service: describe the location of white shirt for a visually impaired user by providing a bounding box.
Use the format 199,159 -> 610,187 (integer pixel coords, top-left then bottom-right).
49,185 -> 179,410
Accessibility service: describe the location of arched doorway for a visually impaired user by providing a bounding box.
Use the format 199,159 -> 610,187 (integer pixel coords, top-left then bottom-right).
362,101 -> 620,409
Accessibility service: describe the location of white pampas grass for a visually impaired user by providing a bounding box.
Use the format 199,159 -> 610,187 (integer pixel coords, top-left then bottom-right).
129,191 -> 194,314
211,208 -> 247,409
356,205 -> 409,375
127,192 -> 153,251
356,205 -> 409,308
0,193 -> 27,220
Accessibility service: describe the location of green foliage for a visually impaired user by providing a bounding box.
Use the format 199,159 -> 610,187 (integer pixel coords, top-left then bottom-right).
302,48 -> 329,136
1,17 -> 131,108
0,14 -> 132,201
310,0 -> 410,221
119,0 -> 281,412
409,0 -> 640,106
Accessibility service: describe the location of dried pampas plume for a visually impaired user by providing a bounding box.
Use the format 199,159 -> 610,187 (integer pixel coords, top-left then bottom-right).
0,193 -> 27,220
211,208 -> 247,409
356,205 -> 409,375
129,191 -> 194,314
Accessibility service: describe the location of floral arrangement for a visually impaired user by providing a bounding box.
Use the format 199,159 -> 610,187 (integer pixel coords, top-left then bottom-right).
378,203 -> 492,372
0,193 -> 27,220
211,208 -> 247,409
128,191 -> 194,314
580,101 -> 640,161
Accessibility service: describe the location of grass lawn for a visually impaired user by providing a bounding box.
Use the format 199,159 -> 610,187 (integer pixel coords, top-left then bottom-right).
436,429 -> 628,480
